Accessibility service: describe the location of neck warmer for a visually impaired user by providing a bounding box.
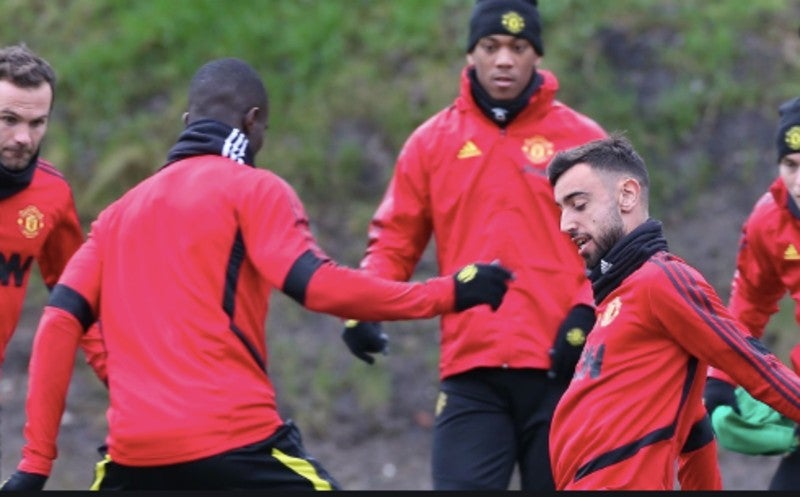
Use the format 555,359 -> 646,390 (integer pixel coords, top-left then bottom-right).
163,119 -> 255,169
0,152 -> 39,200
469,67 -> 543,128
589,218 -> 669,304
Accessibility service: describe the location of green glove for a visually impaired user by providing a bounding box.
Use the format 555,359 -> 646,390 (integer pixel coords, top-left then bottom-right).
710,386 -> 799,455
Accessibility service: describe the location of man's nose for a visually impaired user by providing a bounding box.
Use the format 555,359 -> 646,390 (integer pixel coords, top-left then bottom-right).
495,46 -> 515,66
12,124 -> 33,147
560,212 -> 575,234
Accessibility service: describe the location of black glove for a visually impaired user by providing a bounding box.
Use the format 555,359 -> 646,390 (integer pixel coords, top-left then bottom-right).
341,320 -> 388,365
0,471 -> 47,491
703,377 -> 740,416
453,262 -> 514,312
547,304 -> 595,381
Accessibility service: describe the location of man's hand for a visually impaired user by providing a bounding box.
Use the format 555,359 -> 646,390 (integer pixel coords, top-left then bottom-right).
548,304 -> 595,381
453,262 -> 514,312
704,378 -> 740,416
341,320 -> 389,365
0,471 -> 47,491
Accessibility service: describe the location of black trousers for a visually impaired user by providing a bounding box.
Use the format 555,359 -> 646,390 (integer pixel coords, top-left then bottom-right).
431,368 -> 567,490
769,449 -> 800,490
90,420 -> 340,490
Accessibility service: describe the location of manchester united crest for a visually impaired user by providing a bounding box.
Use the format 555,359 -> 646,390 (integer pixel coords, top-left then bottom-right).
599,297 -> 622,327
17,205 -> 45,239
501,11 -> 525,34
785,125 -> 800,152
522,135 -> 555,164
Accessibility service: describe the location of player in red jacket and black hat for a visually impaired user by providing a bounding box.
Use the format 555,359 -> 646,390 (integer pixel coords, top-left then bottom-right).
705,96 -> 800,490
341,0 -> 607,490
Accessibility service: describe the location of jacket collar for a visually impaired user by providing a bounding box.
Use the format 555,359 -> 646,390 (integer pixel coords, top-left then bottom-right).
455,65 -> 559,124
769,177 -> 800,219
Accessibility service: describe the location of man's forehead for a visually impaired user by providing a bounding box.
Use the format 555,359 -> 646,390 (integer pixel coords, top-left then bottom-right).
0,80 -> 52,115
481,33 -> 531,45
554,164 -> 598,201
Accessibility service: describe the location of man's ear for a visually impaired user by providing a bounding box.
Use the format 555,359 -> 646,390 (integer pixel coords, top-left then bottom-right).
243,106 -> 260,133
182,112 -> 189,125
618,177 -> 641,213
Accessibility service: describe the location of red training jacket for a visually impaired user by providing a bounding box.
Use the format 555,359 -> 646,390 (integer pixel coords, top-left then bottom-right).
361,67 -> 607,380
0,159 -> 104,374
711,177 -> 800,384
550,251 -> 800,490
19,155 -> 466,475
730,177 -> 800,339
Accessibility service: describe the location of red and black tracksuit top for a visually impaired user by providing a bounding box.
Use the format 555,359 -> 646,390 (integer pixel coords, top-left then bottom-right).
550,222 -> 800,490
0,159 -> 104,373
18,149 -> 468,476
360,66 -> 606,380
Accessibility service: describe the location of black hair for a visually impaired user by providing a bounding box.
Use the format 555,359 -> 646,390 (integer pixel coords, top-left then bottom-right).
546,133 -> 650,195
186,58 -> 268,128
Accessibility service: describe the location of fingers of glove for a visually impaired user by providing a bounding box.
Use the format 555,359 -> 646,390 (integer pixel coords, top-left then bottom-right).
453,262 -> 514,311
354,349 -> 376,365
0,471 -> 47,491
484,260 -> 515,281
355,322 -> 388,353
703,378 -> 739,416
341,321 -> 388,363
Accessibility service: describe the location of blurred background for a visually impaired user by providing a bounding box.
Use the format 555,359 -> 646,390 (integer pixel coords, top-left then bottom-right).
2,0 -> 800,489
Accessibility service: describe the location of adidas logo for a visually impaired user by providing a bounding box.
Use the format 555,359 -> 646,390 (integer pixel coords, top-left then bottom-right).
457,140 -> 481,159
785,244 -> 800,260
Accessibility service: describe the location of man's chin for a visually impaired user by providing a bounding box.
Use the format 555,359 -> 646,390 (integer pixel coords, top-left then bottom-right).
0,157 -> 32,171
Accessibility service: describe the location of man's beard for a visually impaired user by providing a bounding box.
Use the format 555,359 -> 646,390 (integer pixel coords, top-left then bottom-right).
586,217 -> 626,269
1,146 -> 36,171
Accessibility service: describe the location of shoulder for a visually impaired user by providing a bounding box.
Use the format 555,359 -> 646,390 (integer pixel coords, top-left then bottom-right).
409,104 -> 459,139
32,158 -> 72,188
748,190 -> 780,224
736,190 -> 781,243
28,159 -> 77,209
549,100 -> 606,137
399,104 -> 462,158
641,252 -> 711,294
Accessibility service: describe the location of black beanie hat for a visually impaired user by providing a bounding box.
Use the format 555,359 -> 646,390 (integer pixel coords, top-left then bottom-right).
776,96 -> 800,160
466,0 -> 543,55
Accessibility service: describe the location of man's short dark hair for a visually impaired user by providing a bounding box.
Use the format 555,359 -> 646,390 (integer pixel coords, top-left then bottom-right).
187,58 -> 268,125
0,43 -> 56,101
546,133 -> 650,194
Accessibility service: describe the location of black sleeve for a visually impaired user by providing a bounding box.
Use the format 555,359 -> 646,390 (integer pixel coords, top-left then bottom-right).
48,283 -> 96,331
282,249 -> 325,305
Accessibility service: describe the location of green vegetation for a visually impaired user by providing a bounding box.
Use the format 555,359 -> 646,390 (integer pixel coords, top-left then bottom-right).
6,0 -> 800,446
